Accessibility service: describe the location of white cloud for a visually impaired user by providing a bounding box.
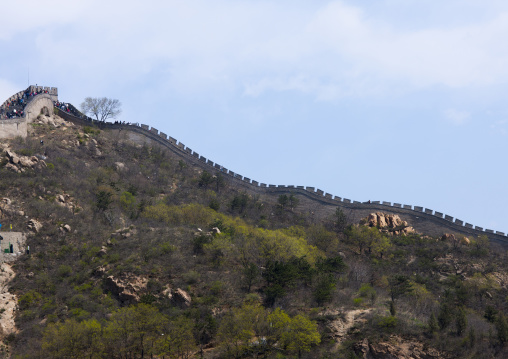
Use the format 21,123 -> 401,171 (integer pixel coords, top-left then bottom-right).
0,1 -> 88,40
444,109 -> 471,125
5,1 -> 508,101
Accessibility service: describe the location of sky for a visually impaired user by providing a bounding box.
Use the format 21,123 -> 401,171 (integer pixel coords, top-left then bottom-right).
1,0 -> 508,233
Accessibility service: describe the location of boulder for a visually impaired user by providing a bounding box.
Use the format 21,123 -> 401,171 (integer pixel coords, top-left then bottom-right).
18,157 -> 34,168
114,162 -> 126,171
441,233 -> 456,242
5,163 -> 20,173
367,213 -> 378,227
27,219 -> 42,233
103,274 -> 148,305
97,246 -> 108,257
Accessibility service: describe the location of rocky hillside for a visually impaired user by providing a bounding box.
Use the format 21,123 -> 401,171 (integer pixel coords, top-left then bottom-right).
0,112 -> 507,358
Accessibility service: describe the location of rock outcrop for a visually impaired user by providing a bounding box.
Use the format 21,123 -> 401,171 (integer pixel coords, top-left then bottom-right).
362,213 -> 415,235
3,149 -> 47,173
103,273 -> 148,305
0,198 -> 25,218
27,219 -> 42,233
354,336 -> 448,358
162,286 -> 192,308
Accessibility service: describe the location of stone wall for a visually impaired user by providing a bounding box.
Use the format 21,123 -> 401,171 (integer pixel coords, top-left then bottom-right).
51,114 -> 508,247
0,118 -> 27,139
3,85 -> 505,247
24,94 -> 55,123
0,86 -> 58,138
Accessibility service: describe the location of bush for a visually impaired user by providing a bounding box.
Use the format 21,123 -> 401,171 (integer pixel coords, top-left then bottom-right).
376,315 -> 398,328
18,291 -> 42,310
57,265 -> 72,278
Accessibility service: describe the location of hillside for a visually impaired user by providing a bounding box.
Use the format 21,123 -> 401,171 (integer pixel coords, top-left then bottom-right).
0,111 -> 507,358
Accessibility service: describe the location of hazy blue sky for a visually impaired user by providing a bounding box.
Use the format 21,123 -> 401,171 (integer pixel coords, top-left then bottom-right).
1,0 -> 508,233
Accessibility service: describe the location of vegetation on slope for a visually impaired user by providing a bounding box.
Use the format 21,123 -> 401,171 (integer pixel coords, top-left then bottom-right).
0,118 -> 507,358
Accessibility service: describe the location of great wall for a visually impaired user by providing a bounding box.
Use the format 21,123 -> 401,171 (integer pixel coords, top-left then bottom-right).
2,86 -> 507,247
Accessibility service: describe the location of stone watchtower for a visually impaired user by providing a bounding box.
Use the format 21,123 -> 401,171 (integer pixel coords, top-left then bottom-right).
0,85 -> 58,139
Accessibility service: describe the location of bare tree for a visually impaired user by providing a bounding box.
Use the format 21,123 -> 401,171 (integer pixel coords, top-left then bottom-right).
80,97 -> 121,122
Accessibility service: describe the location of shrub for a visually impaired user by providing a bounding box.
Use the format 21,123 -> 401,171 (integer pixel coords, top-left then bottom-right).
183,270 -> 200,284
57,265 -> 72,278
376,315 -> 398,328
18,291 -> 42,310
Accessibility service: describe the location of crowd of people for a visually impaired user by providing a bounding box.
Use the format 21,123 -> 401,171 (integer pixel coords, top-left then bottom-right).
0,88 -> 51,120
1,89 -> 139,128
54,101 -> 72,114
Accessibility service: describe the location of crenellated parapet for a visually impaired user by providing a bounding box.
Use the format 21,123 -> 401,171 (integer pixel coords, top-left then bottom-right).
3,86 -> 505,246
53,108 -> 508,247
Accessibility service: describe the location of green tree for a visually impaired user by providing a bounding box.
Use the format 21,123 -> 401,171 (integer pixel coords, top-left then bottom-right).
456,307 -> 467,336
388,275 -> 411,306
357,283 -> 377,306
217,305 -> 264,356
313,274 -> 336,305
95,188 -> 113,211
474,234 -> 490,255
496,312 -> 508,345
282,314 -> 321,359
438,303 -> 452,331
428,313 -> 438,335
157,316 -> 196,359
120,191 -> 136,212
371,235 -> 392,259
242,262 -> 259,293
231,193 -> 249,212
198,170 -> 214,188
215,173 -> 225,192
335,207 -> 348,233
42,319 -> 101,359
389,301 -> 396,316
267,308 -> 291,345
278,194 -> 289,210
104,304 -> 164,358
288,194 -> 299,211
485,305 -> 498,323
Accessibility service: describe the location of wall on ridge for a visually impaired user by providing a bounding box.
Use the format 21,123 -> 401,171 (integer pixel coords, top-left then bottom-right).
0,118 -> 27,139
55,110 -> 508,248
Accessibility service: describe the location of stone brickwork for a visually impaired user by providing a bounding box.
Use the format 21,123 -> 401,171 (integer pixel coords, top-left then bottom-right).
0,118 -> 27,139
1,85 -> 58,139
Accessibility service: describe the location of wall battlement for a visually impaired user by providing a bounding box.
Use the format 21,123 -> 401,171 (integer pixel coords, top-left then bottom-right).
2,86 -> 505,246
0,86 -> 58,139
52,108 -> 508,247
